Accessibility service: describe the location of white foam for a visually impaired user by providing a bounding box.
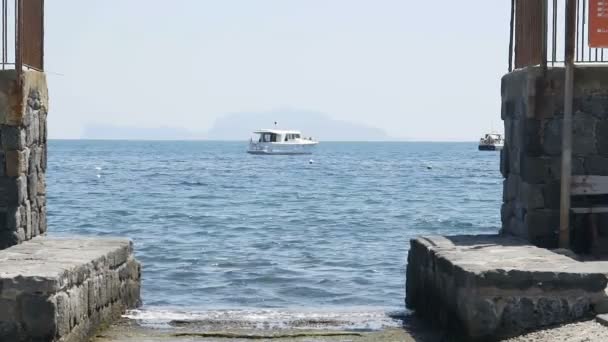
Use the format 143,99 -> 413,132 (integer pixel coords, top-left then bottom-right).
123,307 -> 405,331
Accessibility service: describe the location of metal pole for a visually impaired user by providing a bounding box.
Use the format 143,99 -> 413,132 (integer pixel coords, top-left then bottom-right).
560,0 -> 577,249
15,0 -> 21,84
542,0 -> 548,70
509,0 -> 515,72
553,0 -> 558,66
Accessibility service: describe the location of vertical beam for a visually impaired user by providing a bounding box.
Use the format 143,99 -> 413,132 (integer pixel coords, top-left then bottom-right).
560,0 -> 577,249
509,0 -> 515,71
553,0 -> 557,66
542,0 -> 548,70
14,0 -> 21,84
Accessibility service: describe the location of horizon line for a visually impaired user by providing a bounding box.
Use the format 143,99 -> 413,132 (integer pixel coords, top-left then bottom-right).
49,138 -> 478,143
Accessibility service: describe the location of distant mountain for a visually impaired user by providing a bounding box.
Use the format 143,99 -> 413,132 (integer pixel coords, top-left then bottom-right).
207,110 -> 391,141
81,124 -> 206,140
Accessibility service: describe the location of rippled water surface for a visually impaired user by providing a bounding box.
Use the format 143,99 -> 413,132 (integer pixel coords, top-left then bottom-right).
48,141 -> 501,316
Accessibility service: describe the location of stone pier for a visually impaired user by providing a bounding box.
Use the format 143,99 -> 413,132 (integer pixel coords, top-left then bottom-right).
0,238 -> 141,341
0,70 -> 142,341
500,66 -> 608,250
0,70 -> 48,249
406,235 -> 608,341
406,66 -> 608,340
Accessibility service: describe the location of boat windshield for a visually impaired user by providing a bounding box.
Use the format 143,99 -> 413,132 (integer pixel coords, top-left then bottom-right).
258,133 -> 278,142
284,133 -> 301,141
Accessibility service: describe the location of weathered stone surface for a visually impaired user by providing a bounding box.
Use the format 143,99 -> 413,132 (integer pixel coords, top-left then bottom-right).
520,156 -> 550,184
542,118 -> 562,156
585,156 -> 608,175
525,209 -> 559,247
0,70 -> 49,249
5,150 -> 26,177
18,294 -> 57,339
0,237 -> 141,342
1,126 -> 25,151
573,114 -> 598,155
597,120 -> 608,155
501,66 -> 608,248
519,182 -> 544,209
406,235 -> 608,341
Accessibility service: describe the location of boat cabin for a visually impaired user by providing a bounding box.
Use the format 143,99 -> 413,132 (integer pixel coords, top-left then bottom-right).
481,133 -> 503,143
254,129 -> 303,143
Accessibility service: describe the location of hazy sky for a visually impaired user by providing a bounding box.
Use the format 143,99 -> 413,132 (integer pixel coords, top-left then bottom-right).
45,1 -> 510,141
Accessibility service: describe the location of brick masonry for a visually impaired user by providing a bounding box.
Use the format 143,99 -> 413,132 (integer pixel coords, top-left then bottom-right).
0,70 -> 48,249
501,66 -> 608,249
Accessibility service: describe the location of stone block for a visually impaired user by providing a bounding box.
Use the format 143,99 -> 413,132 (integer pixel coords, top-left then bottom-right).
548,156 -> 585,179
505,174 -> 520,201
597,120 -> 608,156
37,172 -> 45,195
509,147 -> 521,175
26,172 -> 37,202
406,235 -> 608,340
30,210 -> 38,236
500,148 -> 509,177
5,206 -> 19,231
26,112 -> 39,146
501,202 -> 513,224
503,216 -> 528,238
519,182 -> 544,209
16,175 -> 26,205
542,181 -> 561,210
0,152 -> 5,178
0,237 -> 141,341
0,298 -> 16,321
5,150 -> 26,177
23,201 -> 31,240
55,292 -> 70,336
28,146 -> 39,173
585,156 -> 608,175
542,118 -> 562,156
525,209 -> 560,247
0,230 -> 18,249
520,156 -> 550,184
0,177 -> 22,207
39,206 -> 46,233
573,113 -> 597,155
523,119 -> 542,156
1,126 -> 25,150
18,294 -> 57,339
39,112 -> 47,144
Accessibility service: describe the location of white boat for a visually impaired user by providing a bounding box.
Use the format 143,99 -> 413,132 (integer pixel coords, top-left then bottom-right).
247,129 -> 318,155
478,133 -> 504,151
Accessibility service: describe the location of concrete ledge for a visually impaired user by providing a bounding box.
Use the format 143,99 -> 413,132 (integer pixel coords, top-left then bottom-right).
0,236 -> 141,342
406,235 -> 608,341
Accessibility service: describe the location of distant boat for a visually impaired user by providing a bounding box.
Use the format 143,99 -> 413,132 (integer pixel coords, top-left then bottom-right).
478,133 -> 504,151
247,129 -> 318,155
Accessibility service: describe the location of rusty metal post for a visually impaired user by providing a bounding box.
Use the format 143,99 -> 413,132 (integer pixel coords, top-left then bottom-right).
14,0 -> 21,84
541,0 -> 548,70
560,0 -> 577,249
509,0 -> 515,72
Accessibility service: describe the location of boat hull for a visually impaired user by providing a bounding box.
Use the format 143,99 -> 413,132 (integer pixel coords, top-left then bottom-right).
478,144 -> 503,151
247,150 -> 314,155
247,142 -> 318,155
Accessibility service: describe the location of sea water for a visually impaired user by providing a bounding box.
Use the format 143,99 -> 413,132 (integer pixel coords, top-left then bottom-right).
48,140 -> 501,329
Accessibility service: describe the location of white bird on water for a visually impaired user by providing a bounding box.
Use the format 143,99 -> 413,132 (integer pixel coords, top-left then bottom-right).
309,159 -> 314,164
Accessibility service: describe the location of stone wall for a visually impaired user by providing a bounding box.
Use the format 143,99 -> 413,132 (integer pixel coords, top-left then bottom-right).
501,66 -> 608,249
0,237 -> 141,342
406,235 -> 608,340
0,70 -> 48,249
